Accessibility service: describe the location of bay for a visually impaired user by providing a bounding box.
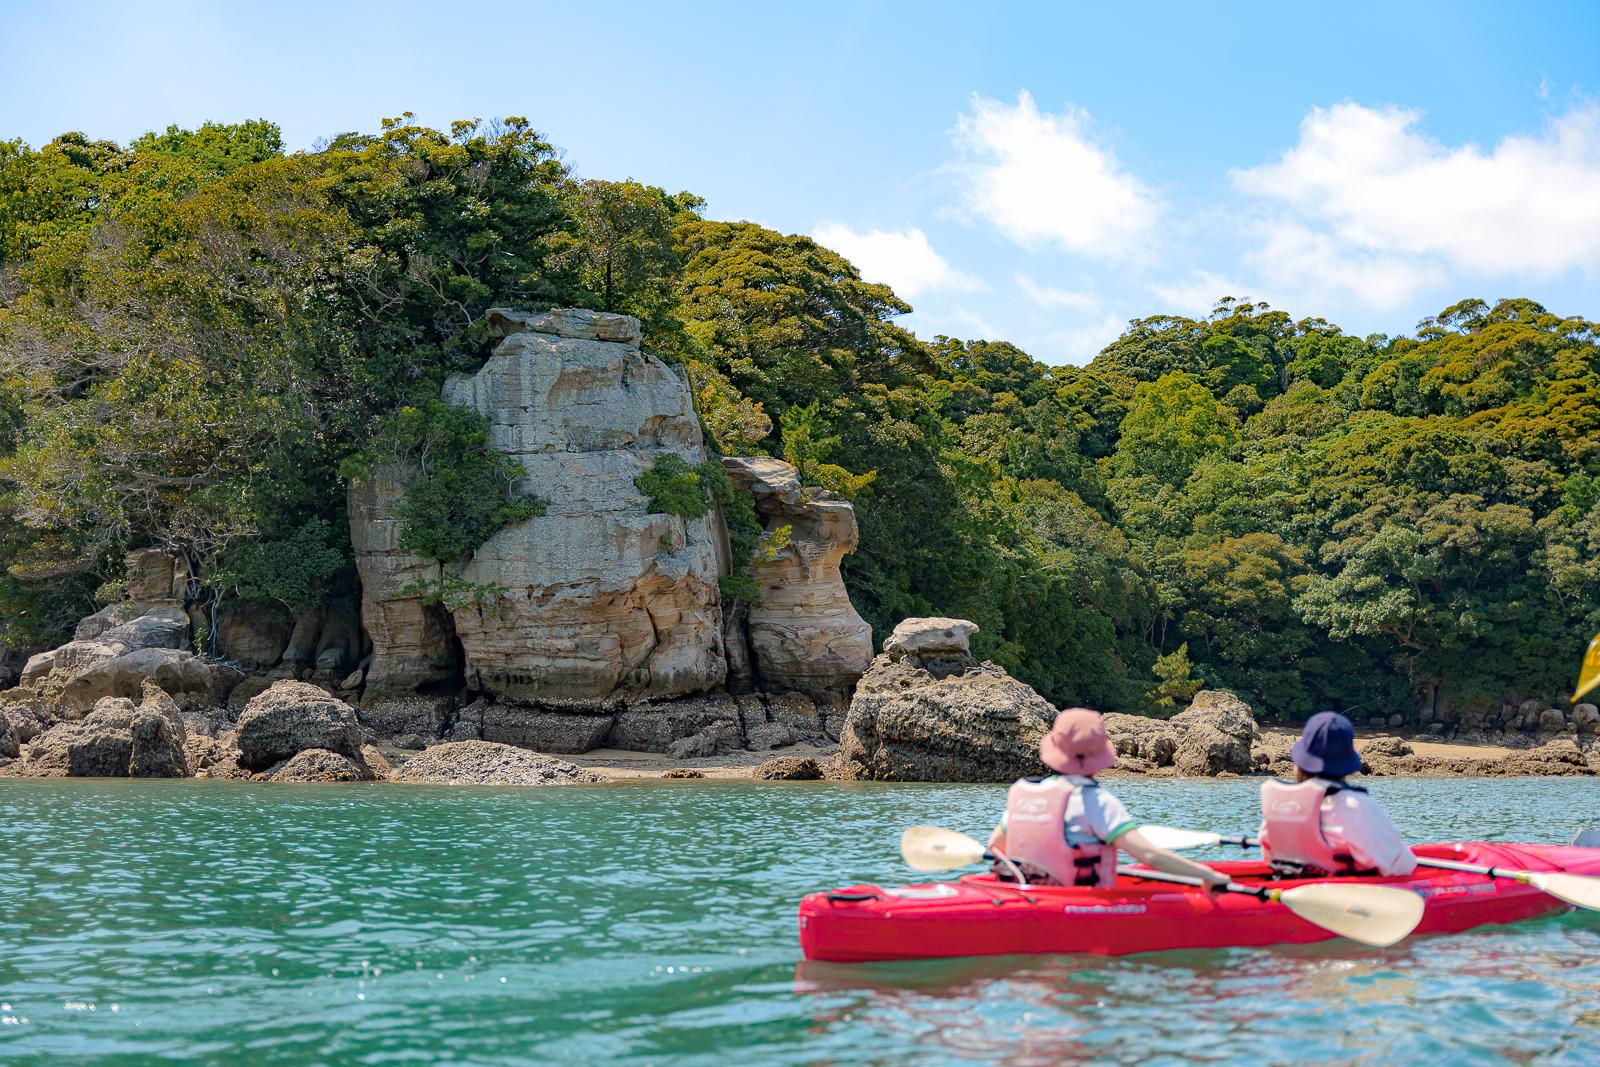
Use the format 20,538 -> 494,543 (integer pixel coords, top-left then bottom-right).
1,777 -> 1597,1065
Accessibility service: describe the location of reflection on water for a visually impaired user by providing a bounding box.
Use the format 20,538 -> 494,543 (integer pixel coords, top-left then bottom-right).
0,777 -> 1596,1065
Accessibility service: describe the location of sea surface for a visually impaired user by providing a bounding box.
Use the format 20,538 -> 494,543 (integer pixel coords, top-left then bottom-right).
1,776 -> 1597,1065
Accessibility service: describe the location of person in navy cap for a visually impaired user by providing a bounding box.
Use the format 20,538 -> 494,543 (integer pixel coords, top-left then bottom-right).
1257,711 -> 1417,877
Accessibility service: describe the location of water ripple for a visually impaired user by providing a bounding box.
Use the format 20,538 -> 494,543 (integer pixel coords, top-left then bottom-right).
0,777 -> 1596,1064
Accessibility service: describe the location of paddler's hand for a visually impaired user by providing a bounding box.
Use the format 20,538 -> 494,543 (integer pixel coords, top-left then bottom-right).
1200,870 -> 1233,892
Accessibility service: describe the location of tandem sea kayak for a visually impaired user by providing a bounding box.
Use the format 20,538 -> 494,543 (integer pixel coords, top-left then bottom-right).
798,841 -> 1600,962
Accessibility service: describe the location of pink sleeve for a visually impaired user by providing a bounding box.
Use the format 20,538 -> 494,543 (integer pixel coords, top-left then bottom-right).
1324,793 -> 1416,876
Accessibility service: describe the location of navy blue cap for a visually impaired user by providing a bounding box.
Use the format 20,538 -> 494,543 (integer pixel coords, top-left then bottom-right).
1291,711 -> 1362,777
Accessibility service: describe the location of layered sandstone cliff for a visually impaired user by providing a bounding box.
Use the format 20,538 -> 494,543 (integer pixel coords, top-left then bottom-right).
352,308 -> 728,705
723,456 -> 873,701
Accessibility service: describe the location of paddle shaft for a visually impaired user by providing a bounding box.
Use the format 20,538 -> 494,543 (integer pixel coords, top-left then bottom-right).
1117,865 -> 1275,902
1191,832 -> 1551,885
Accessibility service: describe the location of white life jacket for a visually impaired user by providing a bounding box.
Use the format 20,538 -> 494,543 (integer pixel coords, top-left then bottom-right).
1001,775 -> 1118,888
1259,778 -> 1375,877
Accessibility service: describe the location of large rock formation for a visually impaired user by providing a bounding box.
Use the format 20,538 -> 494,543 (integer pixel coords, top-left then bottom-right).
724,456 -> 872,702
10,549 -> 237,715
234,680 -> 364,770
16,682 -> 189,778
338,308 -> 884,741
352,307 -> 728,705
348,466 -> 460,700
836,618 -> 1054,782
1103,690 -> 1258,776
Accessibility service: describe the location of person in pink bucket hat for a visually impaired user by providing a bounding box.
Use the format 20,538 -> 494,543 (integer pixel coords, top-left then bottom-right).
986,708 -> 1230,889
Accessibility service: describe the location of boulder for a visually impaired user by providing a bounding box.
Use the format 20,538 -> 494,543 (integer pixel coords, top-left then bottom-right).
1169,691 -> 1257,776
1538,708 -> 1568,734
20,649 -> 58,687
186,735 -> 250,780
836,641 -> 1054,782
57,646 -> 232,709
666,721 -> 743,759
234,680 -> 363,770
434,308 -> 726,702
0,715 -> 16,759
1103,714 -> 1180,766
661,768 -> 704,779
0,698 -> 50,745
393,740 -> 602,786
478,705 -> 614,754
753,755 -> 822,781
226,676 -> 275,712
1574,704 -> 1600,735
745,722 -> 797,750
1361,736 -> 1414,759
881,617 -> 979,660
22,686 -> 189,778
73,601 -> 142,642
266,748 -> 376,783
723,455 -> 873,701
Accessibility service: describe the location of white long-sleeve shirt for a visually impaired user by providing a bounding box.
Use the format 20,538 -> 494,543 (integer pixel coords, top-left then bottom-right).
1258,784 -> 1418,876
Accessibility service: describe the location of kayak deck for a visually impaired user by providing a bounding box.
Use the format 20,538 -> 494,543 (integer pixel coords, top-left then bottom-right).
798,841 -> 1600,962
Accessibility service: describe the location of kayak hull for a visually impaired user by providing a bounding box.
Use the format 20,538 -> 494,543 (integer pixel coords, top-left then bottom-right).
797,841 -> 1600,962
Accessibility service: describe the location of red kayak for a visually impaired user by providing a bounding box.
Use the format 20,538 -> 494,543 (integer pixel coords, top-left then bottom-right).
799,841 -> 1600,962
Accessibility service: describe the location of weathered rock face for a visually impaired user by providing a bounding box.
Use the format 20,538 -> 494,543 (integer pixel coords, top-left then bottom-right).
214,602 -> 293,670
7,548 -> 246,720
836,619 -> 1054,782
348,466 -> 460,700
393,740 -> 602,786
425,307 -> 726,703
1169,691 -> 1257,775
267,748 -> 376,783
1102,691 -> 1258,776
234,680 -> 363,770
754,755 -> 822,780
0,714 -> 17,759
20,683 -> 189,778
724,456 -> 872,701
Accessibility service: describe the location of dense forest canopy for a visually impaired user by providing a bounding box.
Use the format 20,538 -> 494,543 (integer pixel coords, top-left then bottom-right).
2,116 -> 1596,724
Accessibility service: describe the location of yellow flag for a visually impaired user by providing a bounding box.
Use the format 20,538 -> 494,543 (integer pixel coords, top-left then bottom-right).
1577,633 -> 1600,703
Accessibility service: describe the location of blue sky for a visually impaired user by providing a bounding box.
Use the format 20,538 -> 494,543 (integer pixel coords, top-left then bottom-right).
4,0 -> 1598,364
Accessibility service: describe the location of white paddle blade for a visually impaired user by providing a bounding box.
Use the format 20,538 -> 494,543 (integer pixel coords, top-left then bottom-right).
900,826 -> 987,872
1138,825 -> 1224,851
1279,883 -> 1426,947
1529,871 -> 1600,912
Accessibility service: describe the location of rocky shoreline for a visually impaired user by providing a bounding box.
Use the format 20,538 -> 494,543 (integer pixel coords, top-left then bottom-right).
3,615 -> 1593,789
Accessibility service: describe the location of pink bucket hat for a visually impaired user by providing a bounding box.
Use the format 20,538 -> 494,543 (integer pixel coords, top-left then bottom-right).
1040,708 -> 1117,775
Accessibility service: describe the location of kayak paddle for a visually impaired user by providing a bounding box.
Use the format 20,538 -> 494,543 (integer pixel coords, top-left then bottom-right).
1114,865 -> 1424,947
899,825 -> 1426,947
1137,825 -> 1600,912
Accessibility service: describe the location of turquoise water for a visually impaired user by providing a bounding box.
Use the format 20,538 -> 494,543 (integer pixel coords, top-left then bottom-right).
2,777 -> 1598,1065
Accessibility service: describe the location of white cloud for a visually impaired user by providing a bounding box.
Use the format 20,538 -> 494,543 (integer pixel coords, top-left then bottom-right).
951,91 -> 1160,257
1233,101 -> 1600,278
811,223 -> 979,299
1023,314 -> 1131,366
1014,273 -> 1098,311
1150,271 -> 1259,318
1241,220 -> 1442,312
